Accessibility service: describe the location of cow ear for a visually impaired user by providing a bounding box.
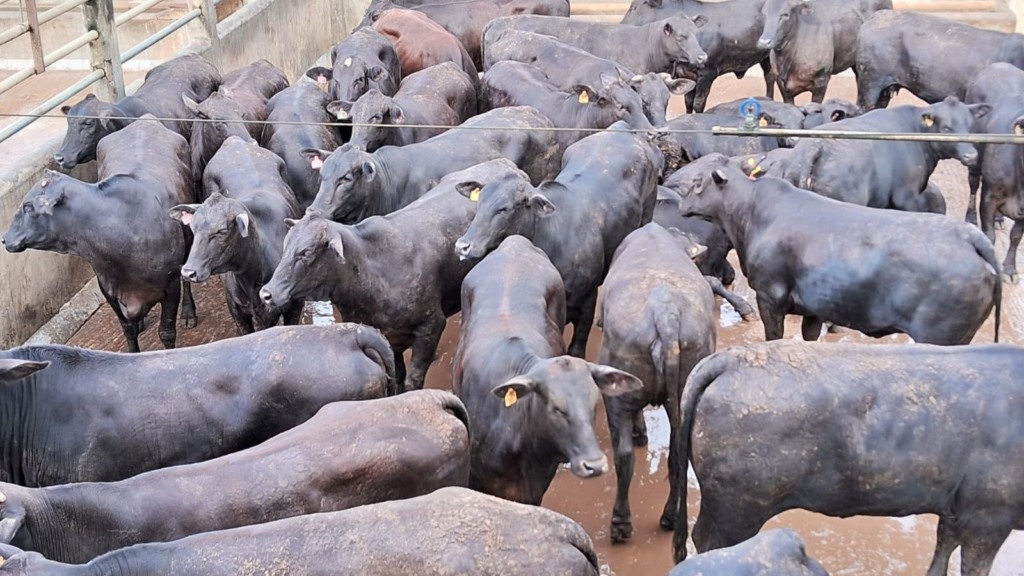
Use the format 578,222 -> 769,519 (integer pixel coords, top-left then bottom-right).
37,190 -> 66,216
830,109 -> 848,121
490,376 -> 536,408
0,359 -> 49,382
663,22 -> 674,36
328,232 -> 346,262
456,181 -> 484,201
0,503 -> 25,544
389,104 -> 405,124
367,66 -> 389,82
588,364 -> 643,397
969,103 -> 992,120
920,113 -> 935,128
711,169 -> 729,185
799,0 -> 813,13
598,72 -> 618,89
300,148 -> 331,171
571,85 -> 595,105
284,218 -> 298,229
692,14 -> 708,27
181,94 -> 201,116
326,100 -> 353,120
235,212 -> 250,238
60,105 -> 72,115
361,161 -> 377,182
1013,117 -> 1024,136
169,204 -> 200,226
668,78 -> 696,95
529,193 -> 556,216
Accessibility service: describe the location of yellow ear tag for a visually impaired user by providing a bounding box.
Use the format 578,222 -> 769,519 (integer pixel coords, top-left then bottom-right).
578,91 -> 590,104
504,388 -> 518,407
758,117 -> 768,127
469,187 -> 481,202
746,157 -> 756,166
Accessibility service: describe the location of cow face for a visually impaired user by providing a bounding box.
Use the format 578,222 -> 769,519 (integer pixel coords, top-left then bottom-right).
920,97 -> 990,167
304,145 -> 378,222
307,56 -> 390,102
670,154 -> 738,221
758,0 -> 810,50
2,173 -> 74,255
171,193 -> 252,283
492,357 -> 641,478
54,95 -> 126,169
260,214 -> 343,308
800,98 -> 863,128
338,89 -> 404,152
454,173 -> 554,260
630,72 -> 695,126
595,75 -> 658,131
659,15 -> 708,69
184,90 -> 256,175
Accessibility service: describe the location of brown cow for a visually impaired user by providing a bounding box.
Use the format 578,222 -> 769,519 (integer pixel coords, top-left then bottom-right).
373,9 -> 479,81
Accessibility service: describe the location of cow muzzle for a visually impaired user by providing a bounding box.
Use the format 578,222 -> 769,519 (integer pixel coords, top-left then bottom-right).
454,238 -> 474,261
180,267 -> 207,283
571,454 -> 609,478
959,149 -> 979,167
258,286 -> 276,307
757,37 -> 774,50
0,234 -> 24,253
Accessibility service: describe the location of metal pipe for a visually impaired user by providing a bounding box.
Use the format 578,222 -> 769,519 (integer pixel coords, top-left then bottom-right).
0,30 -> 97,98
114,0 -> 164,27
120,8 -> 200,62
0,67 -> 34,97
0,22 -> 28,46
0,69 -> 104,144
712,126 -> 1024,145
2,0 -> 90,43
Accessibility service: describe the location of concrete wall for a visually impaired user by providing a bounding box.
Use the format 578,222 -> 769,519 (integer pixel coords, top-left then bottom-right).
0,0 -> 369,348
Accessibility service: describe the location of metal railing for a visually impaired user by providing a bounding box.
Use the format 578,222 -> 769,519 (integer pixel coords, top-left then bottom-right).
0,0 -> 222,144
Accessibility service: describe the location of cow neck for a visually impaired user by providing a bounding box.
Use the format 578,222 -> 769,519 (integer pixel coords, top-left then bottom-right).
0,377 -> 28,486
7,486 -> 72,562
643,25 -> 671,76
224,217 -> 276,286
31,481 -> 145,563
365,148 -> 402,217
716,180 -> 760,261
324,224 -> 375,308
61,179 -> 127,263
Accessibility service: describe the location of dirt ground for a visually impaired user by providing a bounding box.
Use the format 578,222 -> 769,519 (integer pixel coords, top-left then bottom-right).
65,75 -> 1024,575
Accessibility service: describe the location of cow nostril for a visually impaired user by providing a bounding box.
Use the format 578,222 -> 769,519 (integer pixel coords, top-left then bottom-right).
53,154 -> 64,165
181,269 -> 197,281
259,288 -> 273,304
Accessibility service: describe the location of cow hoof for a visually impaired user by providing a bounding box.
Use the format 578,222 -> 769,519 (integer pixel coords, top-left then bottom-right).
1003,270 -> 1018,284
610,519 -> 634,543
659,513 -> 677,531
965,211 -> 978,226
632,430 -> 649,447
738,305 -> 758,321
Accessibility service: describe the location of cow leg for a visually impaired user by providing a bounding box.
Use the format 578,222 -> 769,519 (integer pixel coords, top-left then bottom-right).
1002,219 -> 1024,283
800,316 -> 823,341
180,279 -> 197,329
159,278 -> 181,349
965,165 -> 982,225
925,516 -> 961,576
959,529 -> 1011,576
102,290 -> 141,353
632,410 -> 648,446
691,496 -> 765,554
757,294 -> 786,340
392,347 -> 407,395
690,69 -> 718,114
282,301 -> 304,325
810,78 -> 829,105
705,276 -> 756,320
568,291 -> 598,358
979,182 -> 999,243
224,285 -> 255,335
405,316 -> 445,391
606,401 -> 636,543
660,393 -> 683,531
759,59 -> 775,100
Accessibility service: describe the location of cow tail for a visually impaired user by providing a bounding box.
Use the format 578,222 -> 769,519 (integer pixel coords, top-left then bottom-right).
782,139 -> 823,190
671,350 -> 733,564
355,325 -> 399,396
969,230 -> 1002,343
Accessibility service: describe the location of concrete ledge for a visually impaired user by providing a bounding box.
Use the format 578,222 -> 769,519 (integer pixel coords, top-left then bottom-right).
23,278 -> 104,346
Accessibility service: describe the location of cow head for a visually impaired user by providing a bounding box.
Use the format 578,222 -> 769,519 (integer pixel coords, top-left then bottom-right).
800,98 -> 863,128
303,144 -> 379,223
492,357 -> 641,478
658,15 -> 708,70
454,172 -> 553,261
666,227 -> 709,262
668,153 -> 742,222
306,56 -> 391,102
171,192 -> 254,283
920,97 -> 990,167
630,72 -> 695,127
2,172 -> 75,255
758,0 -> 811,50
335,89 -> 404,152
54,95 -> 128,170
259,213 -> 345,309
183,90 -> 257,177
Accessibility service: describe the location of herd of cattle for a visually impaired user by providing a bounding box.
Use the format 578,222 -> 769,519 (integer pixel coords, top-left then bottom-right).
1,0 -> 1023,573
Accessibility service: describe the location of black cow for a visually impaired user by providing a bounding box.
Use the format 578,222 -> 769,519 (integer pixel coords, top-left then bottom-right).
631,72 -> 696,126
4,118 -> 195,352
0,487 -> 600,575
455,125 -> 663,358
330,62 -> 477,151
306,28 -> 401,101
55,53 -> 220,169
758,0 -> 891,103
261,82 -> 345,210
597,223 -> 716,544
798,97 -> 863,126
169,137 -> 302,333
483,14 -> 708,77
481,60 -> 657,149
454,235 -> 642,504
0,390 -> 468,564
303,106 -> 561,222
669,529 -> 829,575
775,98 -> 989,213
261,160 -> 522,392
672,154 -> 1002,345
621,0 -> 774,113
0,324 -> 392,487
654,187 -> 756,319
664,111 -> 783,162
182,59 -> 289,182
671,340 -> 1024,576
856,10 -> 1024,110
963,63 -> 1024,227
705,96 -> 861,146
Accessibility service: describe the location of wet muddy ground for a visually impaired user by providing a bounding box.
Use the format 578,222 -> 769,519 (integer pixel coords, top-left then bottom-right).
65,75 -> 1024,574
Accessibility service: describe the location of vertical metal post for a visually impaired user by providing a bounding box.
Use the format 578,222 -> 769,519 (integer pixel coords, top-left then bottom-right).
191,0 -> 219,49
82,0 -> 124,101
24,0 -> 45,74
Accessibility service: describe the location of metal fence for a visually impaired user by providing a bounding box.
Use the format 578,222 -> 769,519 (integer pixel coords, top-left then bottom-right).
0,0 -> 226,144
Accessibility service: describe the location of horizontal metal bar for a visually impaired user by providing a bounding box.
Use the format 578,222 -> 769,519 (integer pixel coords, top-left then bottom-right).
38,0 -> 90,26
712,126 -> 1024,145
114,0 -> 164,27
0,66 -> 35,97
45,29 -> 98,65
0,22 -> 28,46
0,69 -> 105,145
120,7 -> 200,63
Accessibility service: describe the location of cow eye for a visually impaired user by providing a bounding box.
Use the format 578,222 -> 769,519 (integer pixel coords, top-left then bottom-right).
21,202 -> 34,214
781,12 -> 790,19
341,173 -> 354,183
354,77 -> 365,86
550,404 -> 568,418
370,115 -> 382,123
298,248 -> 313,260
